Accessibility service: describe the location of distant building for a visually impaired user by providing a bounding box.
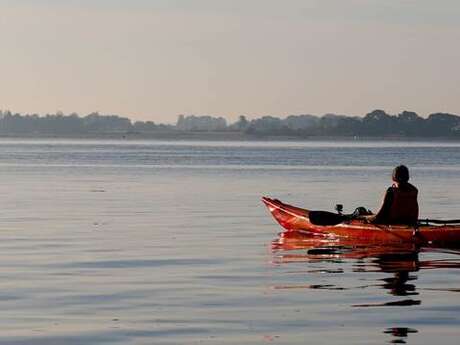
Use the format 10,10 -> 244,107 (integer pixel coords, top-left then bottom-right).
248,116 -> 284,132
176,115 -> 227,131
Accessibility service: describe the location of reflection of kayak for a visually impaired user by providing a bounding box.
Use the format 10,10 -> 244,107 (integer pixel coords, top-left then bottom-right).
262,197 -> 460,244
272,230 -> 419,256
272,231 -> 460,273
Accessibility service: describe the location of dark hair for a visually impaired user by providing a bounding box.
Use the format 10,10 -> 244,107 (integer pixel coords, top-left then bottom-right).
392,165 -> 409,183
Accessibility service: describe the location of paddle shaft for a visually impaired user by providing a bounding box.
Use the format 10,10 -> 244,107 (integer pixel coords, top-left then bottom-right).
419,219 -> 460,225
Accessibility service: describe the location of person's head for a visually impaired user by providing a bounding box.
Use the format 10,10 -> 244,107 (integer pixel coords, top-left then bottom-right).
392,165 -> 410,183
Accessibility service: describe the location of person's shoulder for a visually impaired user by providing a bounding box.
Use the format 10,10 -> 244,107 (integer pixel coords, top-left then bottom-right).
407,182 -> 418,193
387,185 -> 396,192
386,186 -> 395,195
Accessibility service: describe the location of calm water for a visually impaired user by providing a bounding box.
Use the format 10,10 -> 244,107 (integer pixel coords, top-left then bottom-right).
0,139 -> 460,344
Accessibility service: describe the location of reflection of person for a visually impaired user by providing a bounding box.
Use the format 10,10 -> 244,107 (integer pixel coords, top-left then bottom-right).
367,165 -> 419,225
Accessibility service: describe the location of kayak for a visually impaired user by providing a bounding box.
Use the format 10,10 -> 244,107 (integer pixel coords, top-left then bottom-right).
262,197 -> 460,244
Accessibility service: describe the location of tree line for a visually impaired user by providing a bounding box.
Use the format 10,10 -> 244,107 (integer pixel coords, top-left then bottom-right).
1,109 -> 460,138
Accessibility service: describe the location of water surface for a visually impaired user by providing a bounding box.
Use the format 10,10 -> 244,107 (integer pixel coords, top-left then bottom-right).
0,139 -> 459,344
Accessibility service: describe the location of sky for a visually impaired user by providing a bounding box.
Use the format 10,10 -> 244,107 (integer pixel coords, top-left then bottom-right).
1,0 -> 459,123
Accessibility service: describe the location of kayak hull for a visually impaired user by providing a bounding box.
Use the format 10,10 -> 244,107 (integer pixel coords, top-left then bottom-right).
262,197 -> 460,244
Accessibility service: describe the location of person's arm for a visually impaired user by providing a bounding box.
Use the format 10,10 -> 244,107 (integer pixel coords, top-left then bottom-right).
368,188 -> 393,224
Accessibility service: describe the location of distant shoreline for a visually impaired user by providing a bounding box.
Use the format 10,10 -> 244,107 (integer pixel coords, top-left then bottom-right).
2,109 -> 460,140
1,132 -> 460,142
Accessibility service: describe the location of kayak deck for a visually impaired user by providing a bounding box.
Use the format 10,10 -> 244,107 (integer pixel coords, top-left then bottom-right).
262,197 -> 460,244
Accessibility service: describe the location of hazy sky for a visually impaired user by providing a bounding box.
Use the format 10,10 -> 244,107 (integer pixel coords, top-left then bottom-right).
1,0 -> 459,122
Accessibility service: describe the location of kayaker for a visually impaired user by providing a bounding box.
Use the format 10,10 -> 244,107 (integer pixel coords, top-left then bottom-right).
367,165 -> 419,225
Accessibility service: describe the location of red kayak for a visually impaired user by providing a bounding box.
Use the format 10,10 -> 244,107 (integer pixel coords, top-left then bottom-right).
262,197 -> 460,244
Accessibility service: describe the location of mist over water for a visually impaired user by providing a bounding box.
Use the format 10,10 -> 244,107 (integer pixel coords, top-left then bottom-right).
1,139 -> 460,344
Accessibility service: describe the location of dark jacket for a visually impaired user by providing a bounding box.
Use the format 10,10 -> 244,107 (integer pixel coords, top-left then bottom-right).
372,182 -> 419,225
